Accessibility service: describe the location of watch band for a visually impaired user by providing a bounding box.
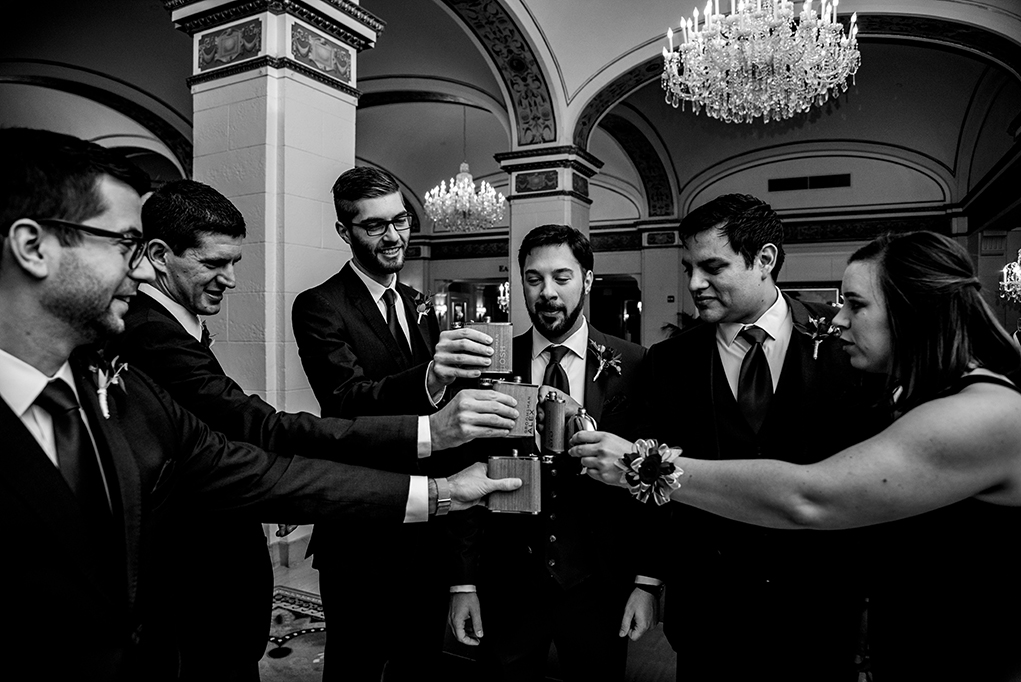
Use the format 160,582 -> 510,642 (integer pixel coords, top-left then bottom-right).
435,476 -> 451,516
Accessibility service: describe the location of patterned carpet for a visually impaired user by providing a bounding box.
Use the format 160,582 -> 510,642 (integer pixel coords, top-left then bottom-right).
260,587 -> 327,681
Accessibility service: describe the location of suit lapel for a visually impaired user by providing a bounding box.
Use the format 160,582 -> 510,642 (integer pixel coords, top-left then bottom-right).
72,358 -> 142,609
584,325 -> 607,422
341,264 -> 413,370
397,284 -> 435,364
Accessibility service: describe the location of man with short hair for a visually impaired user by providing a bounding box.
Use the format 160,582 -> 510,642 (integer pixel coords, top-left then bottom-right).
573,194 -> 883,681
0,128 -> 519,681
111,179 -> 518,680
448,224 -> 660,681
292,167 -> 502,680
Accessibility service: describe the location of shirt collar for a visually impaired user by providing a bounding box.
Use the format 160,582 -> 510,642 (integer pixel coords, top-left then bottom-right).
348,258 -> 398,304
139,283 -> 204,343
531,316 -> 589,361
0,348 -> 78,416
718,287 -> 789,346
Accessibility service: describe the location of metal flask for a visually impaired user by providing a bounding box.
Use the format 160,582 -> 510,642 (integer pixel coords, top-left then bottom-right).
565,408 -> 598,474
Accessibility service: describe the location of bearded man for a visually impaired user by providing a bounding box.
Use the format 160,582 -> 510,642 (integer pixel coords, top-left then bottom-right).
447,224 -> 663,681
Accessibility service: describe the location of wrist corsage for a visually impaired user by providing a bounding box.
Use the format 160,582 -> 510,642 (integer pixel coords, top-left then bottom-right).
800,314 -> 842,360
413,291 -> 437,324
90,353 -> 129,419
614,438 -> 684,505
588,339 -> 622,381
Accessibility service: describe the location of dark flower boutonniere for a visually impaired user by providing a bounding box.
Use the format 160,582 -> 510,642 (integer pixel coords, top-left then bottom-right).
588,339 -> 622,381
413,291 -> 437,324
90,353 -> 128,419
798,314 -> 842,360
614,438 -> 684,505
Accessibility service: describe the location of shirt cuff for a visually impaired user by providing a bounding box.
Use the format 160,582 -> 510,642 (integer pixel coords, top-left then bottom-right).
404,476 -> 429,523
635,576 -> 663,586
450,585 -> 477,593
425,360 -> 446,407
417,415 -> 431,459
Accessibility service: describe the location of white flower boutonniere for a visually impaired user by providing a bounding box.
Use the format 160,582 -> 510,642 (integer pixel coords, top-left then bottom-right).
413,291 -> 437,324
588,339 -> 622,381
799,315 -> 842,360
91,354 -> 129,419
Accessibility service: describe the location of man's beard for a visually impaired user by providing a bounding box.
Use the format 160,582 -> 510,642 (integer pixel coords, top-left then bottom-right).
42,253 -> 127,343
350,231 -> 405,276
528,291 -> 586,339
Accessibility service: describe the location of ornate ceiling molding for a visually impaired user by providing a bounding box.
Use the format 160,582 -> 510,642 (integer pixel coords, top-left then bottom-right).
573,58 -> 660,149
598,113 -> 674,218
442,0 -> 555,146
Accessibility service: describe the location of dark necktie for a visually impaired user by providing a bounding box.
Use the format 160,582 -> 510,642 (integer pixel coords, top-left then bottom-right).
34,379 -> 110,521
200,321 -> 212,348
542,345 -> 571,396
383,288 -> 412,361
737,325 -> 773,433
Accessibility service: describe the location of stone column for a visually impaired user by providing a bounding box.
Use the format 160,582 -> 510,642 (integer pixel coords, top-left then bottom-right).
495,146 -> 602,330
164,0 -> 380,414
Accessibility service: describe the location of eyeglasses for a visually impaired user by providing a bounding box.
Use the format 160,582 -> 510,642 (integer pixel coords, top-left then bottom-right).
37,218 -> 147,269
347,213 -> 414,237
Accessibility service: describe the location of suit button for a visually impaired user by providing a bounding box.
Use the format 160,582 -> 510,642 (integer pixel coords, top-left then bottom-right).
548,559 -> 556,567
551,491 -> 557,499
526,546 -> 532,554
550,513 -> 556,521
549,535 -> 556,543
551,469 -> 557,477
130,625 -> 143,646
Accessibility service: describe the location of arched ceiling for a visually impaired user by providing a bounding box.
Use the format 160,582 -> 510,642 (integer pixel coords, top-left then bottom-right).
3,0 -> 1019,231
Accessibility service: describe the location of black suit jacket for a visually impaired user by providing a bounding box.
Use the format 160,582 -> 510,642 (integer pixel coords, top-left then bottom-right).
109,291 -> 421,664
0,351 -> 412,681
466,324 -> 653,591
292,262 -> 451,572
638,296 -> 885,641
292,262 -> 441,420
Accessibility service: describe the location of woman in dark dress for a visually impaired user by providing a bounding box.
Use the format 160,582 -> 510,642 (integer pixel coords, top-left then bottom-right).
574,230 -> 1021,680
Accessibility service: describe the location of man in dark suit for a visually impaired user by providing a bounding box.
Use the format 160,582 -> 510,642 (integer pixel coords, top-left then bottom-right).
573,195 -> 883,681
0,128 -> 519,681
109,179 -> 518,681
292,167 -> 500,680
448,224 -> 661,681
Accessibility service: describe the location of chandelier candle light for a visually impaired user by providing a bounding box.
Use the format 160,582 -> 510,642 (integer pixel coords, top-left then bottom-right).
662,0 -> 860,123
424,106 -> 507,232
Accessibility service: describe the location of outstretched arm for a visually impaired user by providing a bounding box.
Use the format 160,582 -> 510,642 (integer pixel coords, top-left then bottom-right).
574,383 -> 1021,530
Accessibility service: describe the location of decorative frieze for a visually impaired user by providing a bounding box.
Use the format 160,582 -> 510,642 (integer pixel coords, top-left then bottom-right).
198,19 -> 262,72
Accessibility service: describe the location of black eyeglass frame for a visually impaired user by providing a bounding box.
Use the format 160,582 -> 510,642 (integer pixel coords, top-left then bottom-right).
345,212 -> 414,237
36,218 -> 147,269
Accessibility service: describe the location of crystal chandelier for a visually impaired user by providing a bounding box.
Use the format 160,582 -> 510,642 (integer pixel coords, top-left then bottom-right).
662,0 -> 860,124
424,106 -> 506,232
1000,249 -> 1021,305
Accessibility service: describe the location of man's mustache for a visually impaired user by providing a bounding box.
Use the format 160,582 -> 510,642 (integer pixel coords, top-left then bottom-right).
535,300 -> 565,313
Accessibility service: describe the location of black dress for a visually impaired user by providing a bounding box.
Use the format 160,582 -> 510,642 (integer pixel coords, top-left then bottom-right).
867,374 -> 1021,681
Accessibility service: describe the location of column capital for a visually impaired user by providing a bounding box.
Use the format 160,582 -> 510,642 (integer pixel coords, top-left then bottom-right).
494,145 -> 604,205
164,0 -> 381,95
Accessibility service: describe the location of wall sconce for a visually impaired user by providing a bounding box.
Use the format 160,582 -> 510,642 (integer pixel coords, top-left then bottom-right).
498,281 -> 510,313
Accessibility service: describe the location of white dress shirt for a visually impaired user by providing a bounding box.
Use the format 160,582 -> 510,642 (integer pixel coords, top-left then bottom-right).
716,287 -> 793,398
140,283 -> 204,342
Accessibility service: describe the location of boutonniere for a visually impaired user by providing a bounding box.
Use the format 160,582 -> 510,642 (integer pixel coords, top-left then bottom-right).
588,339 -> 622,381
797,315 -> 842,360
614,438 -> 684,505
90,353 -> 129,419
413,291 -> 437,324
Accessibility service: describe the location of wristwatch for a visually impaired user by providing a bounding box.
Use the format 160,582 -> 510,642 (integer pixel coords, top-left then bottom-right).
435,476 -> 451,516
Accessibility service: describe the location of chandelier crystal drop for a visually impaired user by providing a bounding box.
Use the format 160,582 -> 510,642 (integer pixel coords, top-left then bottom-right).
424,162 -> 506,232
662,0 -> 861,124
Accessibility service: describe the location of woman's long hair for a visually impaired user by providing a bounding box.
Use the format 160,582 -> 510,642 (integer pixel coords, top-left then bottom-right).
849,231 -> 1020,412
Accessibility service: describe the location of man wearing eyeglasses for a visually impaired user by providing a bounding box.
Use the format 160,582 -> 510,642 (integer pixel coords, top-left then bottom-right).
292,167 -> 500,681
